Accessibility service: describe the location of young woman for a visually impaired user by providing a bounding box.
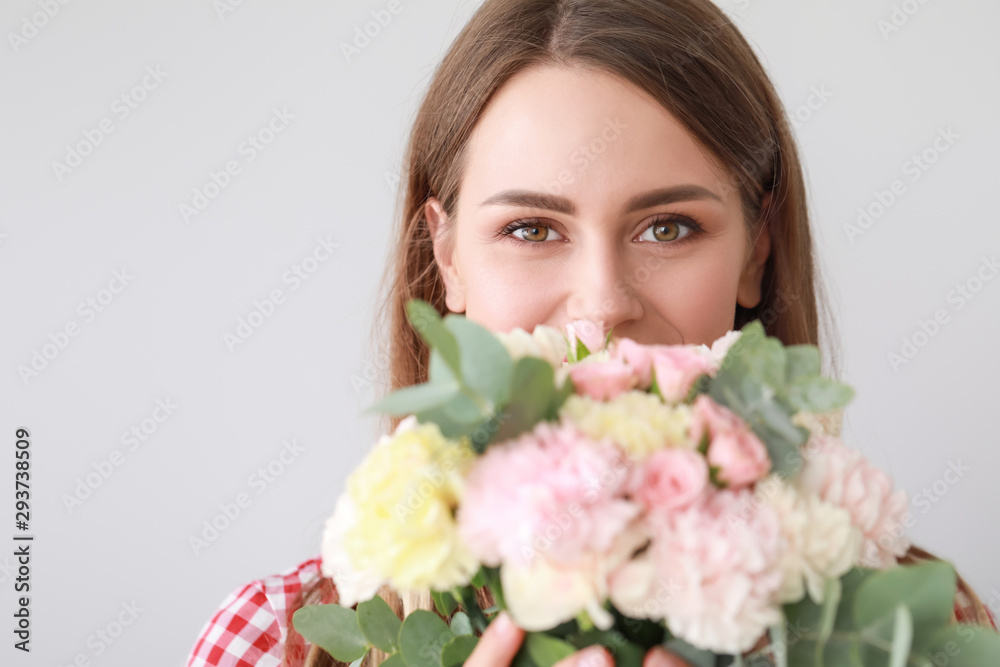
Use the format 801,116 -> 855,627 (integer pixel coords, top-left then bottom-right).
185,1 -> 996,665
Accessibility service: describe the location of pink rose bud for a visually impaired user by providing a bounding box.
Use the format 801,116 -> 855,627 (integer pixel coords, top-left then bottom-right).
567,358 -> 637,401
649,347 -> 715,402
690,395 -> 770,488
635,448 -> 709,511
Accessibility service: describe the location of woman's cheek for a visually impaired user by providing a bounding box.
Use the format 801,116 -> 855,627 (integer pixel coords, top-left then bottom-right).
462,252 -> 562,334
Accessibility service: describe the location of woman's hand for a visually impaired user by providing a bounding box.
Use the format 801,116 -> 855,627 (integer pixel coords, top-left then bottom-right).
464,611 -> 694,667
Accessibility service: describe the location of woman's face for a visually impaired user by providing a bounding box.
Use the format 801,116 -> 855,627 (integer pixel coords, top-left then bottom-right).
425,63 -> 770,346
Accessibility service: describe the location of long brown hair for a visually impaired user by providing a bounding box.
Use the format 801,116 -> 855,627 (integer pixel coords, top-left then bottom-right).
285,1 -> 992,664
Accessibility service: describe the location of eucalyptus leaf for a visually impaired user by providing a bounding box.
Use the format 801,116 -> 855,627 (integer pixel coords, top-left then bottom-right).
524,632 -> 577,666
786,377 -> 854,414
398,610 -> 455,667
784,345 -> 821,383
357,595 -> 402,654
445,315 -> 514,406
491,356 -> 556,445
853,560 -> 956,645
920,624 -> 1000,666
366,380 -> 460,416
407,300 -> 460,376
450,611 -> 473,636
291,604 -> 368,663
887,604 -> 913,667
662,637 -> 715,667
431,590 -> 459,618
441,634 -> 480,667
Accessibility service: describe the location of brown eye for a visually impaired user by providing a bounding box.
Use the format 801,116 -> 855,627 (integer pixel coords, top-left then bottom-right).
503,220 -> 564,243
637,217 -> 698,244
651,222 -> 680,242
515,224 -> 550,242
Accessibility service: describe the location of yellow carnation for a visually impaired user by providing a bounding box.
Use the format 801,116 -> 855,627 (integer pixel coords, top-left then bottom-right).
559,390 -> 692,458
344,419 -> 479,591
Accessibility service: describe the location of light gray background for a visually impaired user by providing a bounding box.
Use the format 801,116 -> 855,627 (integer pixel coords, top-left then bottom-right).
1,0 -> 997,664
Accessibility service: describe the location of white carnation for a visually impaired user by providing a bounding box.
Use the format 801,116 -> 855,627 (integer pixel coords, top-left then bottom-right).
766,476 -> 862,604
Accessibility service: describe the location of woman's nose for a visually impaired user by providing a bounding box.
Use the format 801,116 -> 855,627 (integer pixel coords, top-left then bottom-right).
565,246 -> 644,336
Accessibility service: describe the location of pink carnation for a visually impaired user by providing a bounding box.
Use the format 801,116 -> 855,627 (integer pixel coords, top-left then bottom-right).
608,490 -> 784,654
457,422 -> 639,568
611,339 -> 715,402
796,435 -> 910,568
567,357 -> 637,400
631,448 -> 709,512
690,395 -> 770,488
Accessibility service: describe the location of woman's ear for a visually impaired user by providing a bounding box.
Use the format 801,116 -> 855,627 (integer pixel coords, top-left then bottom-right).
736,192 -> 773,309
424,197 -> 466,314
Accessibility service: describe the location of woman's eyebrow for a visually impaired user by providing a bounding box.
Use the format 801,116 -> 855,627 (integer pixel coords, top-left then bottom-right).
479,185 -> 723,214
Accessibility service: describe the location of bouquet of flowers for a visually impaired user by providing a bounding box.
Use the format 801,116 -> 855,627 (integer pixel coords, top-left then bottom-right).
293,299 -> 1000,666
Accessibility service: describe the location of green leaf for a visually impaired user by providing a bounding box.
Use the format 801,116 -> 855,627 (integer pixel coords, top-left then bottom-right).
291,604 -> 368,663
491,356 -> 556,445
357,595 -> 402,654
381,655 -> 406,667
575,337 -> 591,362
816,577 -> 841,651
441,635 -> 480,667
431,591 -> 459,618
445,315 -> 514,406
365,380 -> 460,416
784,345 -> 820,383
853,560 -> 957,644
407,300 -> 460,376
450,611 -> 473,636
429,348 -> 458,383
920,624 -> 1000,666
398,610 -> 455,667
888,604 -> 913,667
786,376 -> 855,413
661,637 -> 715,667
524,632 -> 576,666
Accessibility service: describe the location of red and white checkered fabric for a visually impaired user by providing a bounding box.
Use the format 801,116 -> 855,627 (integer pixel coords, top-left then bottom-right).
186,557 -> 322,667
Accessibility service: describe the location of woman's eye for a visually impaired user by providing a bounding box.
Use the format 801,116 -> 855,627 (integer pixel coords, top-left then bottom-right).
503,220 -> 564,243
637,218 -> 696,243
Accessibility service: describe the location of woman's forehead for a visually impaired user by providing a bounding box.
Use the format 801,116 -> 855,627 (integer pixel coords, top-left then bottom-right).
458,64 -> 734,212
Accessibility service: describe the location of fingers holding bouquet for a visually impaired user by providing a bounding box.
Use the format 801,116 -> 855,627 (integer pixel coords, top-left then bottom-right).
465,612 -> 692,667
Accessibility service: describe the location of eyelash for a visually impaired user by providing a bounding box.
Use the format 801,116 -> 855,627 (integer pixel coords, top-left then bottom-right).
497,214 -> 705,248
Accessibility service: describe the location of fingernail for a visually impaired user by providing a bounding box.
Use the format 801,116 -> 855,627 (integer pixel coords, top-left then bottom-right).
492,611 -> 516,638
580,646 -> 613,667
646,647 -> 683,667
